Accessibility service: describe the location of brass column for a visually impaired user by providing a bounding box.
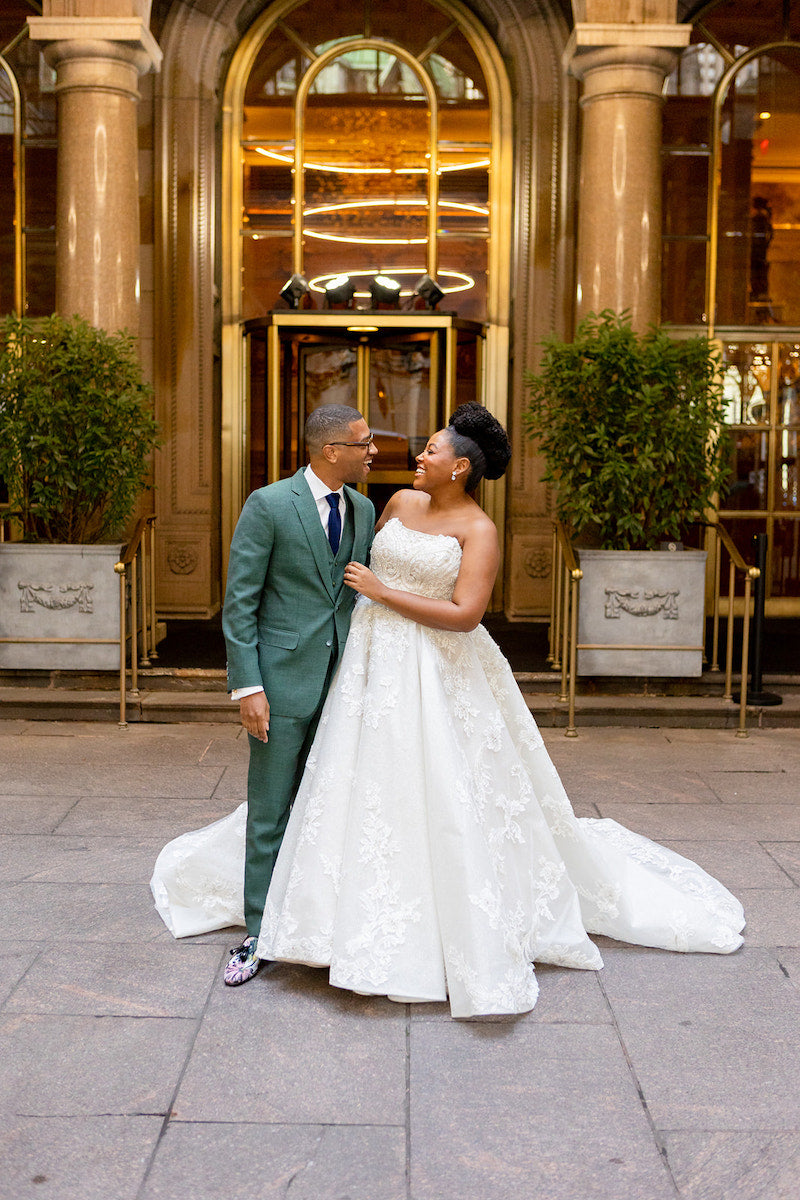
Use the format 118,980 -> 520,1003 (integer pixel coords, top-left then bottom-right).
28,16 -> 161,333
565,22 -> 690,331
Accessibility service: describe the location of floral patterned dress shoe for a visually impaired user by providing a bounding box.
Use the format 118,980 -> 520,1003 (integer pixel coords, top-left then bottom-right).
223,936 -> 262,986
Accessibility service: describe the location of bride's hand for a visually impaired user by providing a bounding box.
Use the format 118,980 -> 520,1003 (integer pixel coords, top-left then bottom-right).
344,561 -> 383,600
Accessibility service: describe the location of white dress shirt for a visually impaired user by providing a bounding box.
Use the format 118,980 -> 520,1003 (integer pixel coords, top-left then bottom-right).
231,466 -> 346,701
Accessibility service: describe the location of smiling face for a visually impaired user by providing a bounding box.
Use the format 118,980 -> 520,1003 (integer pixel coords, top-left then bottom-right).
326,417 -> 377,486
413,429 -> 464,492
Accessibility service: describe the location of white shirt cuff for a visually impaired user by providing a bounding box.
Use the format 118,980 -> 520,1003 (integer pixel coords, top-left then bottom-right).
230,685 -> 265,701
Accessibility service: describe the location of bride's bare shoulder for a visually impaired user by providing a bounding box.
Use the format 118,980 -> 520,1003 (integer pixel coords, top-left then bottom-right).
375,488 -> 427,531
462,506 -> 499,547
389,489 -> 429,517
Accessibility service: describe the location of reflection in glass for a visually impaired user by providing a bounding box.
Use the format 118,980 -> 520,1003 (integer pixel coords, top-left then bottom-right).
716,51 -> 800,327
303,346 -> 358,411
773,518 -> 800,595
721,344 -> 771,424
369,342 -> 430,467
721,428 -> 769,510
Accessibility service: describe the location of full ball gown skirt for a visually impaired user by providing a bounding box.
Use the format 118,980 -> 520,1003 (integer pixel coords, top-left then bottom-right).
151,518 -> 745,1018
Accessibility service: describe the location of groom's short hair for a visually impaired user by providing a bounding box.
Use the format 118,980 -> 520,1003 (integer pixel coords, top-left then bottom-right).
305,404 -> 364,453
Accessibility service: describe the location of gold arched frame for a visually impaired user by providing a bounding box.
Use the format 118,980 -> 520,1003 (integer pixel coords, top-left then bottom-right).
705,40 -> 800,336
0,53 -> 24,315
291,38 -> 440,277
220,0 -> 513,575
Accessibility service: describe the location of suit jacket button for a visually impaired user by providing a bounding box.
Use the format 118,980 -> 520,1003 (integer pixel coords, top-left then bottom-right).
325,639 -> 332,647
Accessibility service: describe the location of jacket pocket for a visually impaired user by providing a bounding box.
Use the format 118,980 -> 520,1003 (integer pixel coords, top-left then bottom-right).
259,626 -> 299,650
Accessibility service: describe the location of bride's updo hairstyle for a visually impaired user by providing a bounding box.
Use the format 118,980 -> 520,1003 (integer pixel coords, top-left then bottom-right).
446,402 -> 512,492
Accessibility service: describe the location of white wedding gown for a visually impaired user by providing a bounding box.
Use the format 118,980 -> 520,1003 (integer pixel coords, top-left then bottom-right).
151,518 -> 745,1018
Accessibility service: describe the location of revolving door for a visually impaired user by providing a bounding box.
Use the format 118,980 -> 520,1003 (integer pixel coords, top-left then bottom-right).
242,312 -> 485,510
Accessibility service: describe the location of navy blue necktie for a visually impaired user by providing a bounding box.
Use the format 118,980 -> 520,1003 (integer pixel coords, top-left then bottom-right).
326,492 -> 341,555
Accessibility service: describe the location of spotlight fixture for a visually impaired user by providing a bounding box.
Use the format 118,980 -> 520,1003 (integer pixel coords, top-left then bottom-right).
279,273 -> 313,309
413,274 -> 445,310
323,274 -> 356,309
369,274 -> 402,309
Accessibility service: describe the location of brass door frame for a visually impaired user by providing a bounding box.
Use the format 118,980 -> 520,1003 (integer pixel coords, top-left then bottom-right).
243,308 -> 492,503
712,329 -> 800,615
220,0 -> 513,583
706,40 -> 800,337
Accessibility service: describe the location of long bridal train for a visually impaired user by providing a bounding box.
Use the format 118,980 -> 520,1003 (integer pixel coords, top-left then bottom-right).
151,519 -> 745,1019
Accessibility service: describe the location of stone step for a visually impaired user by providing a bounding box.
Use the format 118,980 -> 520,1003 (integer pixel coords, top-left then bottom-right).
1,679 -> 798,728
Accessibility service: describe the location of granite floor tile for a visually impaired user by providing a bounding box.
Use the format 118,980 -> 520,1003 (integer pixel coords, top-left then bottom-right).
763,841 -> 800,886
5,943 -> 223,1017
174,963 -> 406,1124
557,768 -> 720,806
660,839 -> 794,890
0,1014 -> 196,1116
0,882 -> 167,941
210,764 -> 248,801
0,765 -> 224,799
0,731 -> 223,768
0,941 -> 42,1008
410,1022 -> 675,1200
0,1115 -> 163,1200
596,802 -> 800,841
570,800 -> 601,818
0,797 -> 80,835
0,834 -> 167,883
54,796 -> 232,838
13,720 -> 240,742
141,1123 -> 406,1200
197,735 -> 249,766
599,945 -> 800,1129
411,962 -> 611,1025
545,728 -> 784,775
776,949 -> 800,994
703,770 -> 799,803
663,1130 -> 800,1200
733,888 -> 800,947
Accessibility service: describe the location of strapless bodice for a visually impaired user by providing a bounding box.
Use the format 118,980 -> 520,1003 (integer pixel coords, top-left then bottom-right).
369,517 -> 462,601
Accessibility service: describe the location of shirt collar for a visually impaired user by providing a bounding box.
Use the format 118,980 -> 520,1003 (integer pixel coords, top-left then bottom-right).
304,464 -> 343,501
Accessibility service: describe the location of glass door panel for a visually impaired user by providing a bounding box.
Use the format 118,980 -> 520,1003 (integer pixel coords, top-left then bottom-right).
718,338 -> 800,607
243,313 -> 484,515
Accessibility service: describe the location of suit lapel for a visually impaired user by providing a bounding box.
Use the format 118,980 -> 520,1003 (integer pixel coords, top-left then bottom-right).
347,487 -> 373,556
291,470 -> 336,601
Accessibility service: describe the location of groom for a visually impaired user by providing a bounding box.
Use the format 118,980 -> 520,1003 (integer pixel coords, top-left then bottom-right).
222,404 -> 376,985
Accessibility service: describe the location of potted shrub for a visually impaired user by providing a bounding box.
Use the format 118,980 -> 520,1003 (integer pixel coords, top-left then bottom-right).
524,310 -> 730,676
0,313 -> 159,669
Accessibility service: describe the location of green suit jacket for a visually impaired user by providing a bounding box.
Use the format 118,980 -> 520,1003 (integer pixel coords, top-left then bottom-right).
223,469 -> 375,719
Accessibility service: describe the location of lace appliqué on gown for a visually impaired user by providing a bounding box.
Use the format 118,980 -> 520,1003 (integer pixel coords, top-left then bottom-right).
151,517 -> 745,1018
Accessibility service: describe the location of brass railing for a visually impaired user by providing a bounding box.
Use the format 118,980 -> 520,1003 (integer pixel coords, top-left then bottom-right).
548,520 -> 759,738
115,513 -> 158,728
547,518 -> 582,737
706,520 -> 760,732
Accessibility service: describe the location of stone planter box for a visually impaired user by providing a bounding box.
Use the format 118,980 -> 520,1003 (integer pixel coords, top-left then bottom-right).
577,548 -> 707,677
0,543 -> 124,670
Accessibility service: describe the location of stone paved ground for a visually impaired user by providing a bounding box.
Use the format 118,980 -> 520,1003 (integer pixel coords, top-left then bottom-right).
1,719 -> 799,1200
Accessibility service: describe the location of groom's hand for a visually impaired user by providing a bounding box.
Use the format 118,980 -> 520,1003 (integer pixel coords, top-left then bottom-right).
240,691 -> 270,742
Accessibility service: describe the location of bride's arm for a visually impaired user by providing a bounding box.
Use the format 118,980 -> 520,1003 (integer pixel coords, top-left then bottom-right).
344,521 -> 499,633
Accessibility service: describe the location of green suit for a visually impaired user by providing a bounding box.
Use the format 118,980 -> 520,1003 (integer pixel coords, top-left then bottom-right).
223,469 -> 375,935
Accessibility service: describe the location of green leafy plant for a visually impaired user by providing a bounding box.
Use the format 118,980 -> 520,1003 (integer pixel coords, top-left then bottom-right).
524,311 -> 731,550
0,313 -> 159,543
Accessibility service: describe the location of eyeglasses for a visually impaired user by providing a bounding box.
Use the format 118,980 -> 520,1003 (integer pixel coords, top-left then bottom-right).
327,436 -> 376,449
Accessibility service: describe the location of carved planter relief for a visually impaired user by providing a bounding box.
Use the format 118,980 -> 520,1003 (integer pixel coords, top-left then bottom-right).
0,544 -> 124,670
576,549 -> 708,677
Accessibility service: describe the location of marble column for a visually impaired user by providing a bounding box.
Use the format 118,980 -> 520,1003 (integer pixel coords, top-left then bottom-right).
28,17 -> 161,334
566,24 -> 690,331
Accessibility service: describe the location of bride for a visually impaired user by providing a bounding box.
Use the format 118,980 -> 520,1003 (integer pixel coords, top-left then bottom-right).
151,402 -> 744,1019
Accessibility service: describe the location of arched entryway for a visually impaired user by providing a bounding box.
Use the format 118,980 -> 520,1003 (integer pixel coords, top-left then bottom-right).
220,0 -> 514,571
